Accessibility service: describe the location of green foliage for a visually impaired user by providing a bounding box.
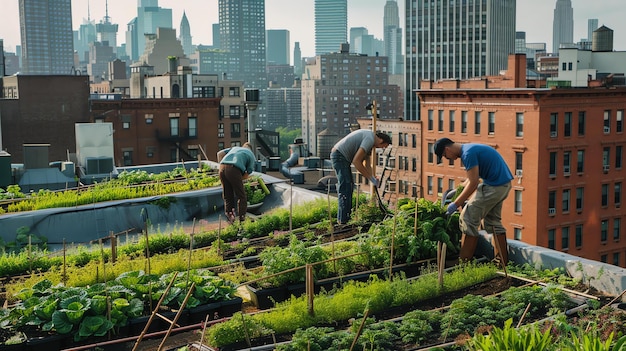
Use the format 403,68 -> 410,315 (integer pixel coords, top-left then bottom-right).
275,127 -> 302,160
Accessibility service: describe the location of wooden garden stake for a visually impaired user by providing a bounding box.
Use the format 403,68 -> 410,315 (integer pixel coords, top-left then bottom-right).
199,314 -> 210,346
516,302 -> 532,328
109,231 -> 117,263
99,238 -> 106,284
389,213 -> 397,280
306,264 -> 315,316
217,215 -> 222,256
62,238 -> 67,285
438,243 -> 447,289
289,179 -> 293,234
355,183 -> 360,222
414,198 -> 418,236
349,308 -> 370,351
240,313 -> 252,348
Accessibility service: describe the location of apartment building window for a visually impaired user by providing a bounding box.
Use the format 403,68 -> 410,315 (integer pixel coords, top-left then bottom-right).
398,133 -> 403,146
614,218 -> 621,241
122,150 -> 133,166
616,146 -> 623,169
231,123 -> 241,138
428,142 -> 434,163
488,112 -> 495,135
427,110 -> 434,130
578,111 -> 586,136
448,179 -> 455,192
548,229 -> 555,249
577,150 -> 585,173
188,117 -> 197,137
437,178 -> 443,196
122,115 -> 131,129
575,224 -> 583,247
618,110 -> 624,133
449,111 -> 455,132
218,123 -> 224,138
188,146 -> 199,159
603,147 -> 611,170
145,114 -> 153,124
602,184 -> 609,207
514,190 -> 522,213
549,152 -> 557,176
427,176 -> 433,195
229,86 -> 240,97
412,134 -> 416,148
461,111 -> 468,133
564,112 -> 572,137
229,106 -> 241,118
604,110 -> 611,133
438,110 -> 444,132
474,111 -> 481,134
548,191 -> 556,214
562,227 -> 570,250
550,113 -> 558,137
613,253 -> 620,266
562,189 -> 570,212
515,152 -> 523,175
218,142 -> 225,150
615,182 -> 622,207
170,117 -> 179,137
601,254 -> 607,263
515,113 -> 524,137
576,187 -> 584,211
514,228 -> 522,241
404,156 -> 409,171
601,219 -> 608,242
563,151 -> 571,175
412,158 -> 417,172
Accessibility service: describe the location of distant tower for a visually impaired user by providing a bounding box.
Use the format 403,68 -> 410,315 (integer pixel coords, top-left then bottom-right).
587,18 -> 598,41
179,11 -> 193,56
314,0 -> 347,55
125,0 -> 172,61
212,23 -> 220,48
350,27 -> 368,53
19,0 -> 75,75
383,0 -> 403,75
0,39 -> 5,77
405,0 -> 516,121
293,42 -> 302,77
96,0 -> 119,48
266,29 -> 290,65
552,0 -> 574,53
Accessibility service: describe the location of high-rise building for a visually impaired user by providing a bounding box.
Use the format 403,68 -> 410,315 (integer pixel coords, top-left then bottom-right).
301,44 -> 402,154
96,0 -> 119,49
293,42 -> 302,77
405,0 -> 516,121
350,27 -> 368,53
125,0 -> 172,61
588,18 -> 599,41
19,0 -> 75,75
219,0 -> 266,90
76,19 -> 97,63
552,0 -> 574,54
384,0 -> 403,75
266,29 -> 290,65
0,40 -> 5,77
179,12 -> 193,56
314,0 -> 347,55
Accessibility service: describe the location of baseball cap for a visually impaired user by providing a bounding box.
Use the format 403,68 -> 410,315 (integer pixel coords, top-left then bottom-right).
433,138 -> 454,164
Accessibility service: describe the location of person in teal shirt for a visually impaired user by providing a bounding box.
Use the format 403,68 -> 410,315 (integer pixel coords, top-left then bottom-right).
218,143 -> 256,223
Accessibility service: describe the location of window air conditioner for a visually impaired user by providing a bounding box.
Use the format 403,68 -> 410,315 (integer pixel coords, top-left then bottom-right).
515,169 -> 523,177
604,126 -> 610,133
603,164 -> 610,172
550,131 -> 557,137
548,208 -> 556,215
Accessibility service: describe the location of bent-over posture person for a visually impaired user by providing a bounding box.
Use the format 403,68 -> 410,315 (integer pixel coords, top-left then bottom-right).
218,143 -> 256,223
433,138 -> 513,264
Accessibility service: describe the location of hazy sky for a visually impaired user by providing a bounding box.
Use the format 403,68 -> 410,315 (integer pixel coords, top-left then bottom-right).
1,0 -> 625,59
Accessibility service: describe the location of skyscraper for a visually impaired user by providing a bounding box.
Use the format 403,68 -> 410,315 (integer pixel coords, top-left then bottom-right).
588,18 -> 599,41
179,12 -> 193,56
314,0 -> 347,55
383,0 -> 403,75
266,29 -> 290,65
19,0 -> 75,75
405,0 -> 516,121
552,0 -> 574,53
219,0 -> 266,89
293,42 -> 302,77
125,0 -> 172,61
96,0 -> 119,48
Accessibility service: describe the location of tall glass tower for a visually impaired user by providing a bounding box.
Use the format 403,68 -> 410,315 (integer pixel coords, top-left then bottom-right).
125,0 -> 172,61
266,29 -> 290,65
552,0 -> 574,54
405,0 -> 516,121
179,12 -> 193,56
384,0 -> 403,75
314,0 -> 347,55
19,0 -> 75,75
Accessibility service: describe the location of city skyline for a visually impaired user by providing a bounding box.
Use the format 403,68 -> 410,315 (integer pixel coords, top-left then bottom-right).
2,0 -> 626,60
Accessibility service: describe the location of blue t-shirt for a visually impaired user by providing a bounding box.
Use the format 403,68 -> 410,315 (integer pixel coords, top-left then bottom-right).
220,147 -> 256,175
461,144 -> 513,186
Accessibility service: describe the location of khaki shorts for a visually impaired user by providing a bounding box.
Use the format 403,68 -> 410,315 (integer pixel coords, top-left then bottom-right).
460,182 -> 511,237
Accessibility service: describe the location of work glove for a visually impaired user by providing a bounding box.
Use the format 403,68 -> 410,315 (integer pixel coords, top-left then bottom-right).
369,176 -> 379,188
445,202 -> 458,216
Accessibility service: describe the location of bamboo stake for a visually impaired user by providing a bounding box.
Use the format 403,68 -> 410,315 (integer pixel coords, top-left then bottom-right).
516,302 -> 532,328
389,213 -> 397,280
109,231 -> 117,263
306,264 -> 314,316
349,308 -> 370,351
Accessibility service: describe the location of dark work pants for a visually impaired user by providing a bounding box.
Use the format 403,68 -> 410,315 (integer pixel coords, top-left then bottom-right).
219,164 -> 247,221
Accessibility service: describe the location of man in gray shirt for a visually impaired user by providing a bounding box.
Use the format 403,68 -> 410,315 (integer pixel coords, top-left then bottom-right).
331,129 -> 391,224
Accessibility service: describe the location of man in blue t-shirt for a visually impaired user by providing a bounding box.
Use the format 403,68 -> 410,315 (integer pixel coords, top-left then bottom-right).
434,138 -> 514,264
218,143 -> 257,223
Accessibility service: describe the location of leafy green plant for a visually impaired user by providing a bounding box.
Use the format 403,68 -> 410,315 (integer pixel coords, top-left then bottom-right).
466,318 -> 553,351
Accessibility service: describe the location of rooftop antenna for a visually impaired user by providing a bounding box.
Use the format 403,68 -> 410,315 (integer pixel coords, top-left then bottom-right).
87,0 -> 90,22
104,0 -> 111,23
